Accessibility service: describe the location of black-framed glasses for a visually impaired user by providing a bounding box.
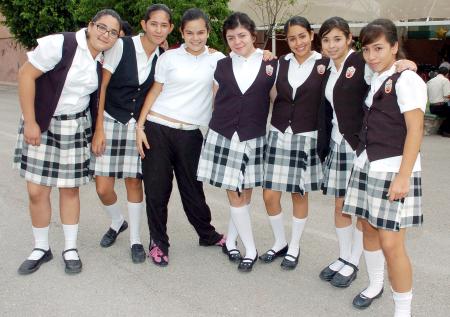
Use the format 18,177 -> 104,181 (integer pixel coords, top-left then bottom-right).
93,22 -> 119,39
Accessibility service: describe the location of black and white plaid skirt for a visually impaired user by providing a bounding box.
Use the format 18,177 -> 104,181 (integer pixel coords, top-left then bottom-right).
342,161 -> 423,231
197,129 -> 266,192
321,138 -> 355,197
13,111 -> 92,187
263,130 -> 322,194
89,115 -> 141,179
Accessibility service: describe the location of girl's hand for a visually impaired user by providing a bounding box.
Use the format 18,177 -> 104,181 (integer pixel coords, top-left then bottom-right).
208,47 -> 218,54
387,174 -> 410,202
91,129 -> 106,156
136,127 -> 150,159
263,49 -> 277,61
395,60 -> 417,72
23,121 -> 41,146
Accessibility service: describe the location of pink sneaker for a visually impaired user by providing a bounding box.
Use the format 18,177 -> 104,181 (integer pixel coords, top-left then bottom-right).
149,243 -> 168,267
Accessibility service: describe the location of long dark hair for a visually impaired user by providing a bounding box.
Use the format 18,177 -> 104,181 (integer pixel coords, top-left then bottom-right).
181,8 -> 210,32
360,18 -> 405,59
222,12 -> 256,42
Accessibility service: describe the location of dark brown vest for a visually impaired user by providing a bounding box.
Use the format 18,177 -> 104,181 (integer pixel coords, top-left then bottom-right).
34,32 -> 101,132
317,52 -> 369,161
356,72 -> 406,161
209,57 -> 277,141
271,55 -> 329,133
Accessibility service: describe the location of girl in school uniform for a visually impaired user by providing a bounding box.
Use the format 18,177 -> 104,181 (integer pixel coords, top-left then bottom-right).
197,12 -> 278,272
90,4 -> 173,264
13,9 -> 121,274
316,17 -> 371,287
260,16 -> 328,270
135,8 -> 225,267
317,17 -> 416,288
343,19 -> 425,316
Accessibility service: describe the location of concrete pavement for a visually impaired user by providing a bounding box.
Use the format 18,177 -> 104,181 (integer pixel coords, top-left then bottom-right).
0,84 -> 449,316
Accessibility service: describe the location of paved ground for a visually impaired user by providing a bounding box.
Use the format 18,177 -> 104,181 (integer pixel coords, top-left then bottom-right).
0,84 -> 449,316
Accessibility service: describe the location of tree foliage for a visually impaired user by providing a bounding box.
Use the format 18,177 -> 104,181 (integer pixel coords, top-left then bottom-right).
1,0 -> 231,51
0,0 -> 78,49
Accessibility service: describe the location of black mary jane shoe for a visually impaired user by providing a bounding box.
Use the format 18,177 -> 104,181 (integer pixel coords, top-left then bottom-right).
62,248 -> 82,274
131,244 -> 146,264
352,288 -> 384,309
259,245 -> 288,263
18,248 -> 53,275
100,220 -> 128,248
237,253 -> 258,272
280,253 -> 299,270
222,244 -> 242,262
330,262 -> 359,288
319,257 -> 348,281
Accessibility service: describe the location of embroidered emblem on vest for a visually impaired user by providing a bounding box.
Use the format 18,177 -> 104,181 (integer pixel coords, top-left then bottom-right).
317,64 -> 326,75
385,79 -> 393,94
266,65 -> 274,76
345,66 -> 356,78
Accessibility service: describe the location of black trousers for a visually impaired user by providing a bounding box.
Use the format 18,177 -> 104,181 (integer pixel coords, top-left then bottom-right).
430,103 -> 450,134
141,121 -> 222,254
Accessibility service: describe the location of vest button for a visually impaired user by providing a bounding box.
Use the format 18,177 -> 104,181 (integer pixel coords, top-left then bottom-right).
132,99 -> 136,102
131,112 -> 134,116
137,88 -> 141,91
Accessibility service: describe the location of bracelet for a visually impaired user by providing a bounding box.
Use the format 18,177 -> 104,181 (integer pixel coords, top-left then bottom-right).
135,125 -> 145,131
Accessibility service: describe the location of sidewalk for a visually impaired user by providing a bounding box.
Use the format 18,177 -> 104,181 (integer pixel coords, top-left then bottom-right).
0,84 -> 449,316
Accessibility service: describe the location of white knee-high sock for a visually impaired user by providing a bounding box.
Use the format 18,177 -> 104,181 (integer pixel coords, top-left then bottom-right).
339,227 -> 364,276
329,225 -> 353,271
268,212 -> 287,252
393,289 -> 412,317
230,205 -> 256,259
287,216 -> 307,257
128,201 -> 143,246
225,217 -> 239,250
28,226 -> 50,260
104,201 -> 124,232
361,249 -> 385,298
62,224 -> 79,260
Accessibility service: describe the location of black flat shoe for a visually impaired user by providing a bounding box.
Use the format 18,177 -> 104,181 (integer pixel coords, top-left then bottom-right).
330,262 -> 358,288
100,220 -> 128,248
353,288 -> 384,309
319,257 -> 348,281
280,253 -> 299,270
259,245 -> 288,263
62,248 -> 82,274
222,244 -> 242,262
18,248 -> 53,275
131,244 -> 146,263
237,253 -> 258,272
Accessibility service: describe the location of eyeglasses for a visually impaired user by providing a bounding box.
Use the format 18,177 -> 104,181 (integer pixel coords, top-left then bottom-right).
93,22 -> 119,39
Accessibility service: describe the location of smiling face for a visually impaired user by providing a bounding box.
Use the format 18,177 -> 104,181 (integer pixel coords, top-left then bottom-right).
181,18 -> 209,55
87,14 -> 121,56
286,24 -> 313,63
362,34 -> 398,73
225,25 -> 256,58
320,27 -> 352,67
141,9 -> 173,47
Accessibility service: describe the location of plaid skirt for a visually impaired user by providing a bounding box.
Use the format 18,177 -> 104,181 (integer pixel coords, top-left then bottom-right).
263,130 -> 322,194
342,161 -> 423,231
321,138 -> 355,197
197,129 -> 266,192
89,115 -> 141,179
13,111 -> 92,188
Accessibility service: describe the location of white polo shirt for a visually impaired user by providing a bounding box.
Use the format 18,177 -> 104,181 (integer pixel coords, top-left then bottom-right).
325,50 -> 372,149
354,65 -> 427,173
103,34 -> 160,84
27,29 -> 102,116
150,44 -> 225,126
427,74 -> 450,104
270,51 -> 322,138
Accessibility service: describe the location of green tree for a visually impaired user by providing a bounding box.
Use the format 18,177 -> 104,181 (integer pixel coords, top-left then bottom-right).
74,0 -> 231,52
0,0 -> 78,49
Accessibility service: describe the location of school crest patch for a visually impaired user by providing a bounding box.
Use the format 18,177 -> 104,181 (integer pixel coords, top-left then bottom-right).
345,66 -> 356,78
385,79 -> 393,94
317,64 -> 326,75
266,65 -> 274,76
